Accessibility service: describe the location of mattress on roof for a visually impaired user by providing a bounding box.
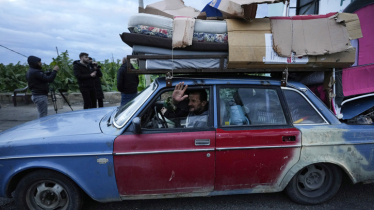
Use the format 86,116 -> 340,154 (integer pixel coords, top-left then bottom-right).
128,13 -> 228,34
120,32 -> 228,52
133,45 -> 228,56
132,45 -> 227,70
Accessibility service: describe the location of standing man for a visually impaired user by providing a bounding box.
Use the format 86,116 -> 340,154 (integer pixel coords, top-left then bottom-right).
26,55 -> 59,118
117,57 -> 139,106
88,57 -> 104,108
73,52 -> 96,109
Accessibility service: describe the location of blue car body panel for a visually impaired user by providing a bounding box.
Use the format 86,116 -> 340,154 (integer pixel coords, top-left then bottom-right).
282,123 -> 374,186
0,108 -> 121,201
341,95 -> 374,120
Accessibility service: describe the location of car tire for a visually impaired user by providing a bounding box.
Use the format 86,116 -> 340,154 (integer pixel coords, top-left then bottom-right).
285,163 -> 342,205
14,169 -> 83,210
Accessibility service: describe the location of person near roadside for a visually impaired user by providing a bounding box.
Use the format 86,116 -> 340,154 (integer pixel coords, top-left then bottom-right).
73,52 -> 97,109
26,55 -> 59,118
117,57 -> 139,106
88,57 -> 104,108
161,82 -> 209,128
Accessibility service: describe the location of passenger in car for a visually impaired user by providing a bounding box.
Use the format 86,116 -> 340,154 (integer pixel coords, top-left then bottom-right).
161,82 -> 209,128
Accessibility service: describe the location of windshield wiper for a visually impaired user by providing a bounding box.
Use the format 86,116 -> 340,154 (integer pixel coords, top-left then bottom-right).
107,116 -> 112,126
107,107 -> 120,126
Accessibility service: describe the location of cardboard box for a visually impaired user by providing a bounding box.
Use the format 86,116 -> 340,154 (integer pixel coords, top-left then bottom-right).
209,0 -> 283,19
227,18 -> 357,69
335,13 -> 363,40
143,0 -> 200,19
270,13 -> 362,57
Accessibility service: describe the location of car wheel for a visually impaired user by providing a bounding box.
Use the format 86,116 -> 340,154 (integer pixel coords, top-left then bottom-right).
285,163 -> 342,205
15,170 -> 83,210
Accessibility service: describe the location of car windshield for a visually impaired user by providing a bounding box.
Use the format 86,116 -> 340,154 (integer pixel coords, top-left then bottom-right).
113,82 -> 158,128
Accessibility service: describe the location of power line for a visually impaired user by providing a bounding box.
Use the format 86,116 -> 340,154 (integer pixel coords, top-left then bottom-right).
0,44 -> 28,58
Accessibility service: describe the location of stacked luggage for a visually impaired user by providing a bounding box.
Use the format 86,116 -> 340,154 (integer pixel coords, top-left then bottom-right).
121,2 -> 362,71
121,13 -> 231,70
119,0 -> 373,123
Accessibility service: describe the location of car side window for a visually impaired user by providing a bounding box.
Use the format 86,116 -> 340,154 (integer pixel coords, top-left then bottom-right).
219,87 -> 287,126
283,90 -> 325,124
140,88 -> 210,129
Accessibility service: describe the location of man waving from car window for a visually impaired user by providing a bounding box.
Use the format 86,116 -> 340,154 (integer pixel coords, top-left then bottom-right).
161,82 -> 208,128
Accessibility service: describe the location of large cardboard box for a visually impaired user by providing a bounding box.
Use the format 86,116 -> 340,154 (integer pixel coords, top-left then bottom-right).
270,13 -> 362,57
227,17 -> 358,69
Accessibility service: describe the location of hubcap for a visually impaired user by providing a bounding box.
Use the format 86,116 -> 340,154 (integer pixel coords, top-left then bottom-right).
296,164 -> 331,197
27,181 -> 69,210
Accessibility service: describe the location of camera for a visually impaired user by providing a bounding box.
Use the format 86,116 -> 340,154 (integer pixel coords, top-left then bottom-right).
45,70 -> 52,76
93,63 -> 101,69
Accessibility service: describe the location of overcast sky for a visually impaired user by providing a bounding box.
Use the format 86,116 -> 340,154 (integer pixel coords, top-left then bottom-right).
0,0 -> 268,65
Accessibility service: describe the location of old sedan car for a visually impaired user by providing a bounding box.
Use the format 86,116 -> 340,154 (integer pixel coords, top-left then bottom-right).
1,75 -> 374,210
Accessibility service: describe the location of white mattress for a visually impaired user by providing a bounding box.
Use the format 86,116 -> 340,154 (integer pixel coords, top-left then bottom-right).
133,45 -> 228,56
128,14 -> 228,34
194,19 -> 227,34
146,58 -> 228,70
128,13 -> 173,30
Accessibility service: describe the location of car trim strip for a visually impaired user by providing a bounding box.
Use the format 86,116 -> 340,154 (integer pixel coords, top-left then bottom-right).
303,141 -> 374,147
216,145 -> 300,151
114,148 -> 215,155
0,153 -> 112,160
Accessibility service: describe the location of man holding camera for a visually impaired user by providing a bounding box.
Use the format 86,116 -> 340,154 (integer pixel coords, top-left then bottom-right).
26,55 -> 59,118
73,52 -> 97,109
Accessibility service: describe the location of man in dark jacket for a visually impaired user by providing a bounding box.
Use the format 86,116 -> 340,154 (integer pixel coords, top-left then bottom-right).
88,57 -> 104,108
117,57 -> 139,106
26,55 -> 59,118
73,52 -> 97,109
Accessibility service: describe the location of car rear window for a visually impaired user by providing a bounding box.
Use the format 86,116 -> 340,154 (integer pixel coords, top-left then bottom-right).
283,89 -> 326,124
219,87 -> 287,126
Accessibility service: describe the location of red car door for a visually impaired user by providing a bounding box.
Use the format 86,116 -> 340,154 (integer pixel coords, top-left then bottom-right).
114,87 -> 215,197
114,131 -> 215,196
215,86 -> 301,191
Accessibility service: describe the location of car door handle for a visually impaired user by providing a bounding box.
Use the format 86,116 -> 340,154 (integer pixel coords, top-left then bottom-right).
195,139 -> 210,146
283,136 -> 296,141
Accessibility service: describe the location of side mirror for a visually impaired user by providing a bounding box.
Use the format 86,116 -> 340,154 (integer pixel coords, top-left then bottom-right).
132,117 -> 142,134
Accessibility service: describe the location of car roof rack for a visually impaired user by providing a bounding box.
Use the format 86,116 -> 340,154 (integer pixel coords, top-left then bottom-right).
126,54 -> 334,87
126,55 -> 331,74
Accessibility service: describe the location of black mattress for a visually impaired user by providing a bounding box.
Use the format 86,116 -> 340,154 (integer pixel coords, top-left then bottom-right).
120,32 -> 228,52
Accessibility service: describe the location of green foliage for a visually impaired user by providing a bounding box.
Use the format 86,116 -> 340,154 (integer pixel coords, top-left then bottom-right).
138,75 -> 146,92
47,50 -> 77,92
97,59 -> 121,92
0,51 -> 147,93
0,62 -> 28,92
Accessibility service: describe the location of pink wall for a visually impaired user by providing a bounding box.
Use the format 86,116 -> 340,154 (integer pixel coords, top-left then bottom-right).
356,4 -> 374,65
342,4 -> 374,96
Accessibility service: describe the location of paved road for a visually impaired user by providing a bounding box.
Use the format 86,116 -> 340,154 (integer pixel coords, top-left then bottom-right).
1,103 -> 374,209
1,177 -> 374,210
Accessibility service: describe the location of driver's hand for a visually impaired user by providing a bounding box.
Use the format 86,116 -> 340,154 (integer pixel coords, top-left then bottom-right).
172,82 -> 188,104
161,107 -> 167,115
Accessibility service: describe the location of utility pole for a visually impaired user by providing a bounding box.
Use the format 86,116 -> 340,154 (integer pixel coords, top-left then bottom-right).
139,0 -> 144,13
